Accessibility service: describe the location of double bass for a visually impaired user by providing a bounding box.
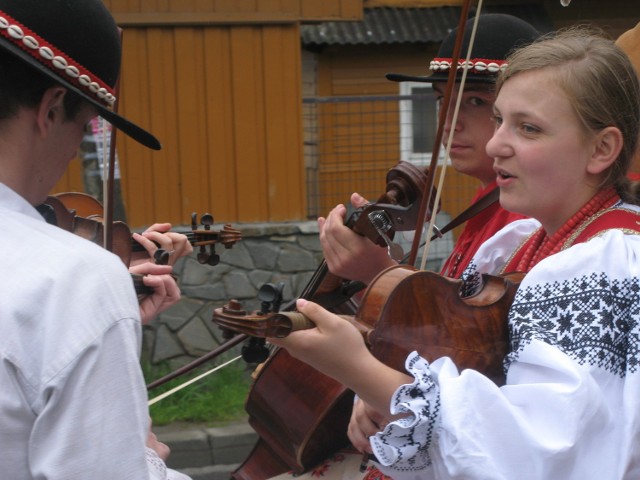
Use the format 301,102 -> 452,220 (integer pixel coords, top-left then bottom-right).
212,161 -> 434,478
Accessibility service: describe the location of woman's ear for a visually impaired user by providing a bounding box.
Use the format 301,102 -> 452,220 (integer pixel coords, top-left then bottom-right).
35,87 -> 67,137
587,126 -> 623,175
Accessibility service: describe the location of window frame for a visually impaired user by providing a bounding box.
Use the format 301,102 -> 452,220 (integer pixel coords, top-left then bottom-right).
399,81 -> 446,167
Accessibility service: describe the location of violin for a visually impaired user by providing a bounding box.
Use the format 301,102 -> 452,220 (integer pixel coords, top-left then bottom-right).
39,193 -> 241,299
211,269 -> 522,479
37,195 -> 153,297
47,192 -> 242,267
214,268 -> 523,384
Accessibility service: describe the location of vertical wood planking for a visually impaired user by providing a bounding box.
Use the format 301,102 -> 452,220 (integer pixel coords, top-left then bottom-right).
118,28 -> 157,226
262,25 -> 305,221
173,28 -> 211,218
54,0 -> 366,227
143,27 -> 183,224
229,27 -> 268,221
203,28 -> 238,222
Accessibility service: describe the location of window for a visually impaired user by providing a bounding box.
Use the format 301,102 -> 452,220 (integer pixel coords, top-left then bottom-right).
399,82 -> 446,167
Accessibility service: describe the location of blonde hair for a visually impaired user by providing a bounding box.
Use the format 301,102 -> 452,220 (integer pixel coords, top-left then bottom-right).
496,27 -> 640,202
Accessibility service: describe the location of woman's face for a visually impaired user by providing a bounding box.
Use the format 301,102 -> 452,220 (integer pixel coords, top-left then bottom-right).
486,69 -> 600,234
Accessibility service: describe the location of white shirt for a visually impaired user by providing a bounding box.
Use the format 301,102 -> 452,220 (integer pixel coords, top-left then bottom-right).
371,210 -> 640,479
0,183 -> 189,479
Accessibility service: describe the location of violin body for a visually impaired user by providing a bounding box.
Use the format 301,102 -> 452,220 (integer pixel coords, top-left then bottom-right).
359,266 -> 522,385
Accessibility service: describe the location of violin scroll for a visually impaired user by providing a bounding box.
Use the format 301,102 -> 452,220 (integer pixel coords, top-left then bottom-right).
212,297 -> 371,343
191,212 -> 242,265
347,161 -> 437,249
214,302 -> 315,338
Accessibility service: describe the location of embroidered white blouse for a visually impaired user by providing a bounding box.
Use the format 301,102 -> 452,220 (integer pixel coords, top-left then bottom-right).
371,210 -> 640,479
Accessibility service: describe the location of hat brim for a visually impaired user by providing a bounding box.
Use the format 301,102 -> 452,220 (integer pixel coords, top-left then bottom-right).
0,37 -> 161,151
385,72 -> 496,84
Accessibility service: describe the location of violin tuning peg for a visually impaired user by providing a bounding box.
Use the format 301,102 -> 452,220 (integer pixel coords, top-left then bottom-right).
241,338 -> 270,364
200,213 -> 214,229
191,212 -> 197,229
206,253 -> 220,266
197,251 -> 210,264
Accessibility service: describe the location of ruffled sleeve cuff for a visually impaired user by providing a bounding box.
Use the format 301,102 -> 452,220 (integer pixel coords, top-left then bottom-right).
370,352 -> 441,471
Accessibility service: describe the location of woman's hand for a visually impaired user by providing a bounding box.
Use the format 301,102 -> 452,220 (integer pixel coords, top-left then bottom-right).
348,398 -> 387,453
267,299 -> 371,384
269,299 -> 413,419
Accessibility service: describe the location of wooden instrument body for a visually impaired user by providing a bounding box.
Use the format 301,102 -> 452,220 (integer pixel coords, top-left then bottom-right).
215,266 -> 522,478
359,266 -> 522,385
233,350 -> 353,479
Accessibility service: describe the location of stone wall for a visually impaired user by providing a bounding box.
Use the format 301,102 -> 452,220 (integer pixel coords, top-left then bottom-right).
142,220 -> 453,369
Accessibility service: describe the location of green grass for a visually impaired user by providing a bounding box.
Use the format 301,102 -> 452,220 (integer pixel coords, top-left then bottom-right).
143,358 -> 253,426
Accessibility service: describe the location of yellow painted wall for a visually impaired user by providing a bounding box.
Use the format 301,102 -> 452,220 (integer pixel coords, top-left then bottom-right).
55,24 -> 305,226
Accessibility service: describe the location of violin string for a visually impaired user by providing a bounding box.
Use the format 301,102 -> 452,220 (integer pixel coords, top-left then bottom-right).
419,1 -> 483,270
147,355 -> 242,406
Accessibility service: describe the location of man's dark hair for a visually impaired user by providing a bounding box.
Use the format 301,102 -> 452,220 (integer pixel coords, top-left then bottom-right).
0,48 -> 85,121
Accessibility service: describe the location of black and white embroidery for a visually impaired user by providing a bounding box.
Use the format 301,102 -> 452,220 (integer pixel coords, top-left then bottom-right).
506,272 -> 640,377
460,260 -> 482,298
372,354 -> 441,471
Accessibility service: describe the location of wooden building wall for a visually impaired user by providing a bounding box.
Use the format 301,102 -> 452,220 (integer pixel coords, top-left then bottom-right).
52,0 -> 363,228
52,0 -> 638,229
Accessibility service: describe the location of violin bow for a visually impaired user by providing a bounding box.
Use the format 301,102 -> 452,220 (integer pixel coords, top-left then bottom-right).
103,27 -> 123,253
407,0 -> 479,268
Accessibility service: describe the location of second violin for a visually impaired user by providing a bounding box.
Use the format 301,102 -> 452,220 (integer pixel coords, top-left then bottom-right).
48,192 -> 242,267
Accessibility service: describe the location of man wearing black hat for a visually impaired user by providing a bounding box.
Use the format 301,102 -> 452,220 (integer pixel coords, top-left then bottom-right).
272,13 -> 541,480
0,1 -> 189,478
320,14 -> 541,289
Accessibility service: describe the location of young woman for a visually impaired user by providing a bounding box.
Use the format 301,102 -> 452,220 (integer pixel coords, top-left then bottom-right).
270,28 -> 640,479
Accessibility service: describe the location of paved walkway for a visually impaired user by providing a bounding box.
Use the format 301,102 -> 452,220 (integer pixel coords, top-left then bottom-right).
155,419 -> 258,480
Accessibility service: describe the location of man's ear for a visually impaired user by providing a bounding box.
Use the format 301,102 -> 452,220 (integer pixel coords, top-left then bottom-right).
587,126 -> 623,175
35,87 -> 67,137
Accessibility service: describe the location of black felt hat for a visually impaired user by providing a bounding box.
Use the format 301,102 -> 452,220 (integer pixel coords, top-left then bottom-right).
0,0 -> 160,150
386,13 -> 540,84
